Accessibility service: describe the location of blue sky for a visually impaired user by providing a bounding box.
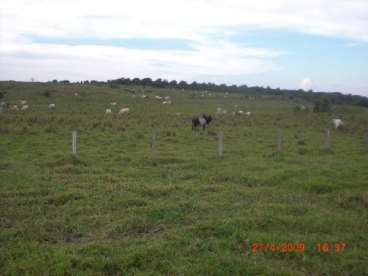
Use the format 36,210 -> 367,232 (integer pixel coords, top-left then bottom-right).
0,0 -> 367,95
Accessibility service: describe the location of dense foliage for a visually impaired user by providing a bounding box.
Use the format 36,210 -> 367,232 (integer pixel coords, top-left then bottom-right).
43,77 -> 368,108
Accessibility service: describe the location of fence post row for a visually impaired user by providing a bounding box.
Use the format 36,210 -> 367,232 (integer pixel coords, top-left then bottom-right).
72,129 -> 77,157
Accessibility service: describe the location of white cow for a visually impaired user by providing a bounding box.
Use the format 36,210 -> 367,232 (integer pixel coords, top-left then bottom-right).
74,93 -> 79,96
105,109 -> 112,114
332,119 -> 344,129
216,107 -> 222,114
155,96 -> 163,100
164,96 -> 171,100
222,109 -> 228,115
20,100 -> 27,105
238,110 -> 244,115
119,107 -> 130,114
0,101 -> 6,106
110,102 -> 117,106
246,111 -> 251,116
21,105 -> 29,110
48,103 -> 55,109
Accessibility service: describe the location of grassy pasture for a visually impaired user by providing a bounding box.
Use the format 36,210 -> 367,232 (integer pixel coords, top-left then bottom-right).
0,82 -> 368,275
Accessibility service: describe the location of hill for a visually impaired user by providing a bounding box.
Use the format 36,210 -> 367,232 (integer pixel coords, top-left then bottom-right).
0,81 -> 367,275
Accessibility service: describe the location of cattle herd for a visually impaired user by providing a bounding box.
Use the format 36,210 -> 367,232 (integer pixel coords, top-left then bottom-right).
0,95 -> 346,130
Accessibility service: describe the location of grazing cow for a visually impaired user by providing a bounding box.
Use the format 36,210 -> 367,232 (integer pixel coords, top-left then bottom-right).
222,109 -> 228,115
110,102 -> 117,106
119,107 -> 130,115
164,96 -> 171,100
21,105 -> 29,110
20,100 -> 27,105
105,109 -> 112,114
9,105 -> 19,112
332,118 -> 344,129
238,110 -> 244,115
48,103 -> 55,109
74,93 -> 79,96
216,107 -> 222,114
155,96 -> 163,100
192,114 -> 213,130
0,101 -> 6,106
246,111 -> 251,116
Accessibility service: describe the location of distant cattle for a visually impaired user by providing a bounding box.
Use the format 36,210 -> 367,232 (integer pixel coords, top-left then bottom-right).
246,111 -> 251,116
9,105 -> 19,112
105,109 -> 112,114
20,100 -> 27,105
119,107 -> 130,115
332,118 -> 344,129
21,105 -> 29,110
48,103 -> 55,109
110,102 -> 117,106
162,100 -> 172,105
192,114 -> 213,130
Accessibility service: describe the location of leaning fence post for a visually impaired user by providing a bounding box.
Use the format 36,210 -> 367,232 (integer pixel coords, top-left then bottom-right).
151,128 -> 157,154
72,129 -> 77,157
324,128 -> 331,151
218,132 -> 224,157
277,130 -> 283,153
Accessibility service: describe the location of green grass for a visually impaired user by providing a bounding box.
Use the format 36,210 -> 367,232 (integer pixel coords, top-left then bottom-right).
1,82 -> 368,275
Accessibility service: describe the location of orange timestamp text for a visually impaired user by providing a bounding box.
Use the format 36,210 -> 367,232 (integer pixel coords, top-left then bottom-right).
244,242 -> 347,253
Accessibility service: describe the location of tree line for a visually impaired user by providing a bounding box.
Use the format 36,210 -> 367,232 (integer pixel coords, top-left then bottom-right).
49,77 -> 368,108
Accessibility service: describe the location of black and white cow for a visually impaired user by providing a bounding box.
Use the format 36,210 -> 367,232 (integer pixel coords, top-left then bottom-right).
192,114 -> 213,130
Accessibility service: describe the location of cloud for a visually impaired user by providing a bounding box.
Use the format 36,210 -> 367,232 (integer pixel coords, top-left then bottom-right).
299,78 -> 313,91
1,0 -> 367,42
0,40 -> 285,82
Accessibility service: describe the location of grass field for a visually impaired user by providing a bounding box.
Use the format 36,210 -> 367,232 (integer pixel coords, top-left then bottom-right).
1,82 -> 368,275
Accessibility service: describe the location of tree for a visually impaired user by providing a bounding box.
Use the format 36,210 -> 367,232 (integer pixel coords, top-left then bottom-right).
320,98 -> 331,112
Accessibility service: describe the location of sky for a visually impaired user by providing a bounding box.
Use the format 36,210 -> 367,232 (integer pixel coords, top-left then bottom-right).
0,0 -> 367,96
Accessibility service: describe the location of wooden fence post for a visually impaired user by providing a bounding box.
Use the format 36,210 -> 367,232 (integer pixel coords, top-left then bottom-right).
151,128 -> 157,153
277,130 -> 283,153
324,128 -> 331,151
72,129 -> 77,157
218,132 -> 224,157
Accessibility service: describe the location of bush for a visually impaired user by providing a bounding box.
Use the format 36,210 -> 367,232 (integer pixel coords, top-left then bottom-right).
43,90 -> 51,98
313,99 -> 331,113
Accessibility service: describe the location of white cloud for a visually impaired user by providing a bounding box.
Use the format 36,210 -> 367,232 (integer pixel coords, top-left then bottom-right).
0,40 -> 284,82
1,0 -> 367,41
299,78 -> 313,91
